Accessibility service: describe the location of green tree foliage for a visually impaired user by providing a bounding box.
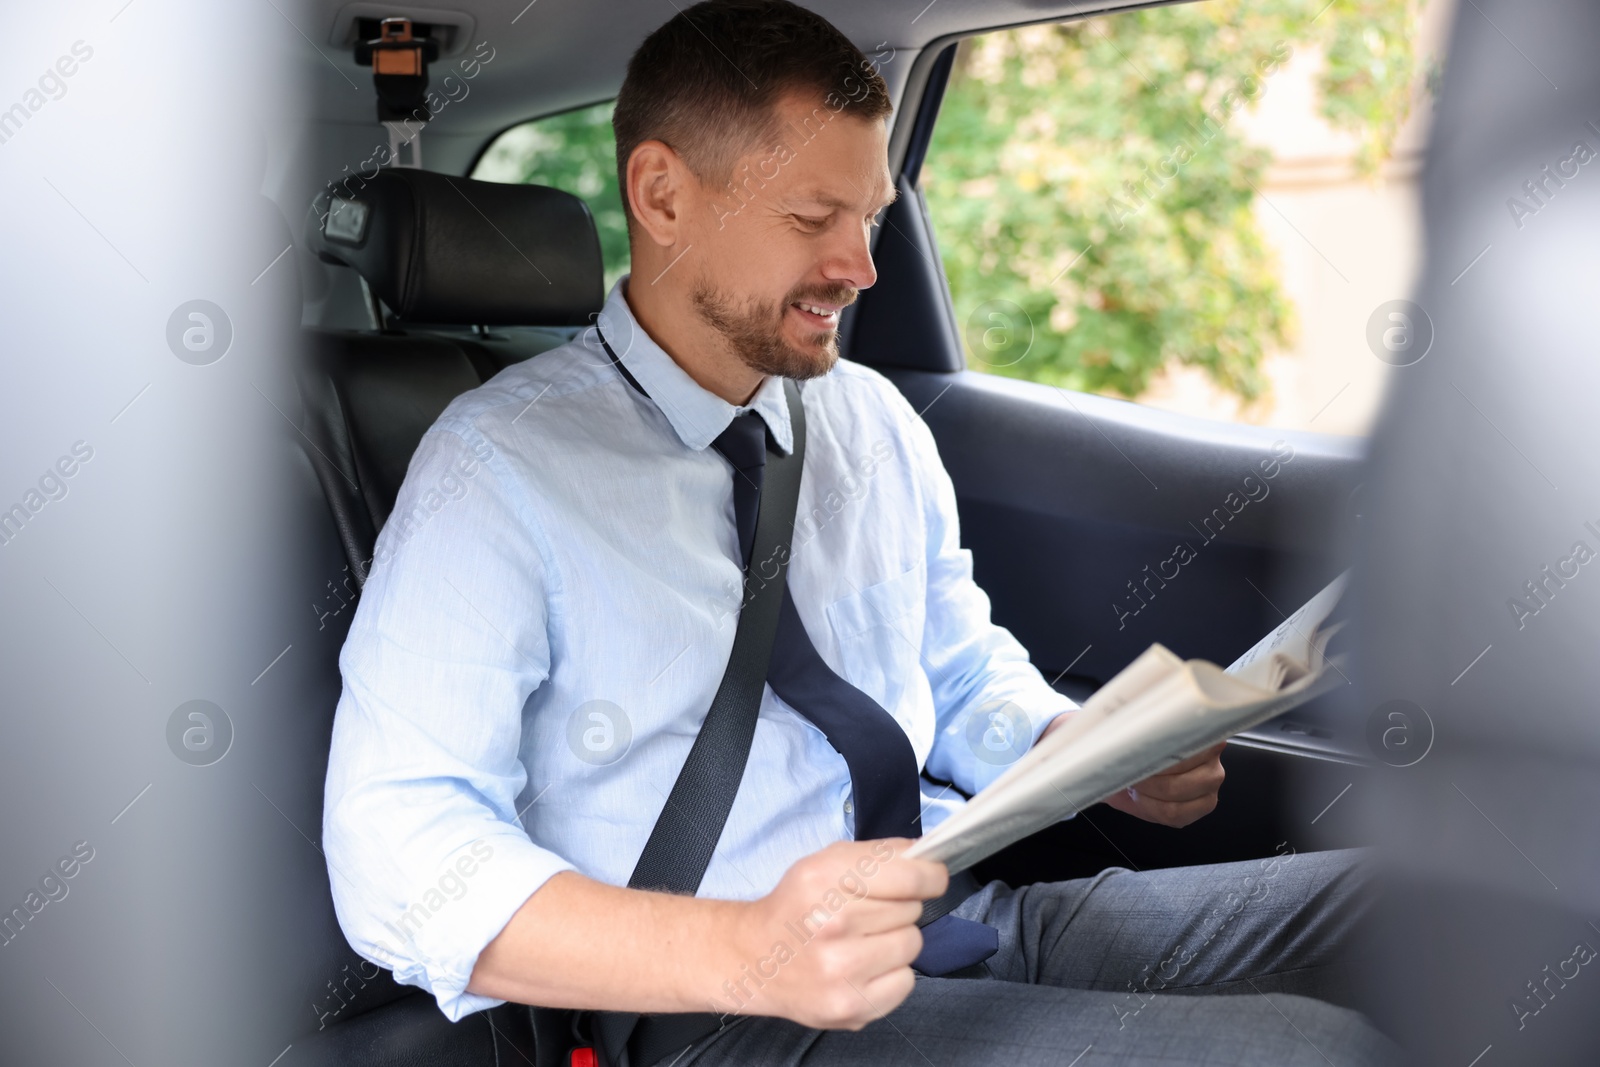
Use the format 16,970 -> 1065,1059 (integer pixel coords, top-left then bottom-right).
922,0 -> 1422,400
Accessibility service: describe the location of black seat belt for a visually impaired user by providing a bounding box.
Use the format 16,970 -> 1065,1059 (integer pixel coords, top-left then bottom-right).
545,332 -> 805,1067
619,375 -> 807,900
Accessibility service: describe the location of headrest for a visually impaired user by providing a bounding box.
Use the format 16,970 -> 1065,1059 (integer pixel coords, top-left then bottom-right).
311,169 -> 604,326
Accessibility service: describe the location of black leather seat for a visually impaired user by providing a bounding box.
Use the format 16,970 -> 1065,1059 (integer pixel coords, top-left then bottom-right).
277,170 -> 605,1065
300,168 -> 604,583
297,331 -> 481,585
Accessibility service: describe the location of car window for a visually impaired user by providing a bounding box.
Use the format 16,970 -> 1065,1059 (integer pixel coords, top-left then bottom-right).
472,100 -> 631,291
921,0 -> 1455,436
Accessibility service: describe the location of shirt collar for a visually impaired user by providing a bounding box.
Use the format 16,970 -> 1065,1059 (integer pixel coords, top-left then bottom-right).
592,275 -> 795,456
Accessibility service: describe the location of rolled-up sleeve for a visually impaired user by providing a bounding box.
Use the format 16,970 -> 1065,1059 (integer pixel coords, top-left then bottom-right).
897,402 -> 1078,797
323,422 -> 575,1021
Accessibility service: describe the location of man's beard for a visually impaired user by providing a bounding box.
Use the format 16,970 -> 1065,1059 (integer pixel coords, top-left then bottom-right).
690,276 -> 854,380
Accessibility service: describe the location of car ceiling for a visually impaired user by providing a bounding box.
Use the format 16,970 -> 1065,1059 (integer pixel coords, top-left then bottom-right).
276,0 -> 1185,217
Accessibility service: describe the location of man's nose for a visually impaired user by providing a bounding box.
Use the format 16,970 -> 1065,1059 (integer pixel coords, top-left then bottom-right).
821,222 -> 878,291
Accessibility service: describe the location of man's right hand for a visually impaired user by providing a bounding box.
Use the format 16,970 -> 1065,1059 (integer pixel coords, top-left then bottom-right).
727,838 -> 948,1030
468,838 -> 947,1029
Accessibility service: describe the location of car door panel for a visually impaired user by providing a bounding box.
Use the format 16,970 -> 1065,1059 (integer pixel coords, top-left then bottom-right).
882,366 -> 1362,692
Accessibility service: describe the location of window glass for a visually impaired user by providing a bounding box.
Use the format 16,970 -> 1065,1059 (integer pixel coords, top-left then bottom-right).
921,0 -> 1456,435
472,100 -> 630,291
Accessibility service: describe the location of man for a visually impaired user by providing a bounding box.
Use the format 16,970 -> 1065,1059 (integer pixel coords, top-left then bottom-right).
323,2 -> 1394,1064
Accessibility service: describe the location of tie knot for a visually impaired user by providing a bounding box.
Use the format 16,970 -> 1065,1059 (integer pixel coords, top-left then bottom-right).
711,412 -> 769,475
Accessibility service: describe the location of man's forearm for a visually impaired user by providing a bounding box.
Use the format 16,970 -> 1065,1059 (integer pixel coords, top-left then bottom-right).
465,840 -> 944,1030
467,870 -> 747,1014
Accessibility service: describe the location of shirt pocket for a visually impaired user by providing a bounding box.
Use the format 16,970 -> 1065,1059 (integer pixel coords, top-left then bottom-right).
824,561 -> 927,721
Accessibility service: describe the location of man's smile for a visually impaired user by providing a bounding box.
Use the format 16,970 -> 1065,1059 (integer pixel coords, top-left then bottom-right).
789,300 -> 841,328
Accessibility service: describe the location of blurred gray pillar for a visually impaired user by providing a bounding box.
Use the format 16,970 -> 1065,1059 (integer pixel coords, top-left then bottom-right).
1353,0 -> 1600,1063
0,3 -> 317,1065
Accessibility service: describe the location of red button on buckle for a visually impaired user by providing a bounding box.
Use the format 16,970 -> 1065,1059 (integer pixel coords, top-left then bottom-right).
568,1048 -> 598,1067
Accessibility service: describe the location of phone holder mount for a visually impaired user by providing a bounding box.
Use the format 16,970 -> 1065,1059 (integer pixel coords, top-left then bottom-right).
354,17 -> 440,169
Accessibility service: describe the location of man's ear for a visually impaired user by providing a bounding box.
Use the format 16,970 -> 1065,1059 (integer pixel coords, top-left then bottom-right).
626,139 -> 689,249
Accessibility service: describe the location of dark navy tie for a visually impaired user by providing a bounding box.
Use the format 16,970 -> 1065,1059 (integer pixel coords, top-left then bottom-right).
712,411 -> 997,976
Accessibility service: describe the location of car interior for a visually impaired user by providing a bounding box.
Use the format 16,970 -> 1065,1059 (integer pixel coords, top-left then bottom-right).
14,0 -> 1600,1060
256,2 -> 1380,1063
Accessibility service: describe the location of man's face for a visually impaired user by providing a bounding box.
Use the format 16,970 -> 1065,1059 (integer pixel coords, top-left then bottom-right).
683,92 -> 895,380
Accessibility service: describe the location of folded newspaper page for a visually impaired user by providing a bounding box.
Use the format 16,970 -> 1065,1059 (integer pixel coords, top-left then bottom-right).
909,571 -> 1350,875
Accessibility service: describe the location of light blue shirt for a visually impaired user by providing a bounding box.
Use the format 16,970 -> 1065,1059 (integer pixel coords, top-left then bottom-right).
323,276 -> 1077,1020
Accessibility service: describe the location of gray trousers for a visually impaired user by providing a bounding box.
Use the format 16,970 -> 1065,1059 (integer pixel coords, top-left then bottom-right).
664,849 -> 1397,1066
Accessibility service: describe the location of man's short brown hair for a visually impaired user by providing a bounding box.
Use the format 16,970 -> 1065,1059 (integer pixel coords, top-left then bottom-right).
613,0 -> 893,230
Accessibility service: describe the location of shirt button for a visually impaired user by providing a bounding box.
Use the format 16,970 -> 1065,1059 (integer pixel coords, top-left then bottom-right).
843,798 -> 854,815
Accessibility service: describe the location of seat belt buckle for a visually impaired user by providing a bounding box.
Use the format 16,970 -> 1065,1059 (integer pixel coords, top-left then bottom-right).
566,1049 -> 598,1067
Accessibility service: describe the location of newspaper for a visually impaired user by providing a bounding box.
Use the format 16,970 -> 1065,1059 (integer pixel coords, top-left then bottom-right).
908,571 -> 1350,875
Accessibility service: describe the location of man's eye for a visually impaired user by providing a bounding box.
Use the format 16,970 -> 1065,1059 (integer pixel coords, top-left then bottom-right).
793,215 -> 828,230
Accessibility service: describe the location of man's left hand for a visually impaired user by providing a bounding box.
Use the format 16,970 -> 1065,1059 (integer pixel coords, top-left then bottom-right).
1102,742 -> 1227,828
